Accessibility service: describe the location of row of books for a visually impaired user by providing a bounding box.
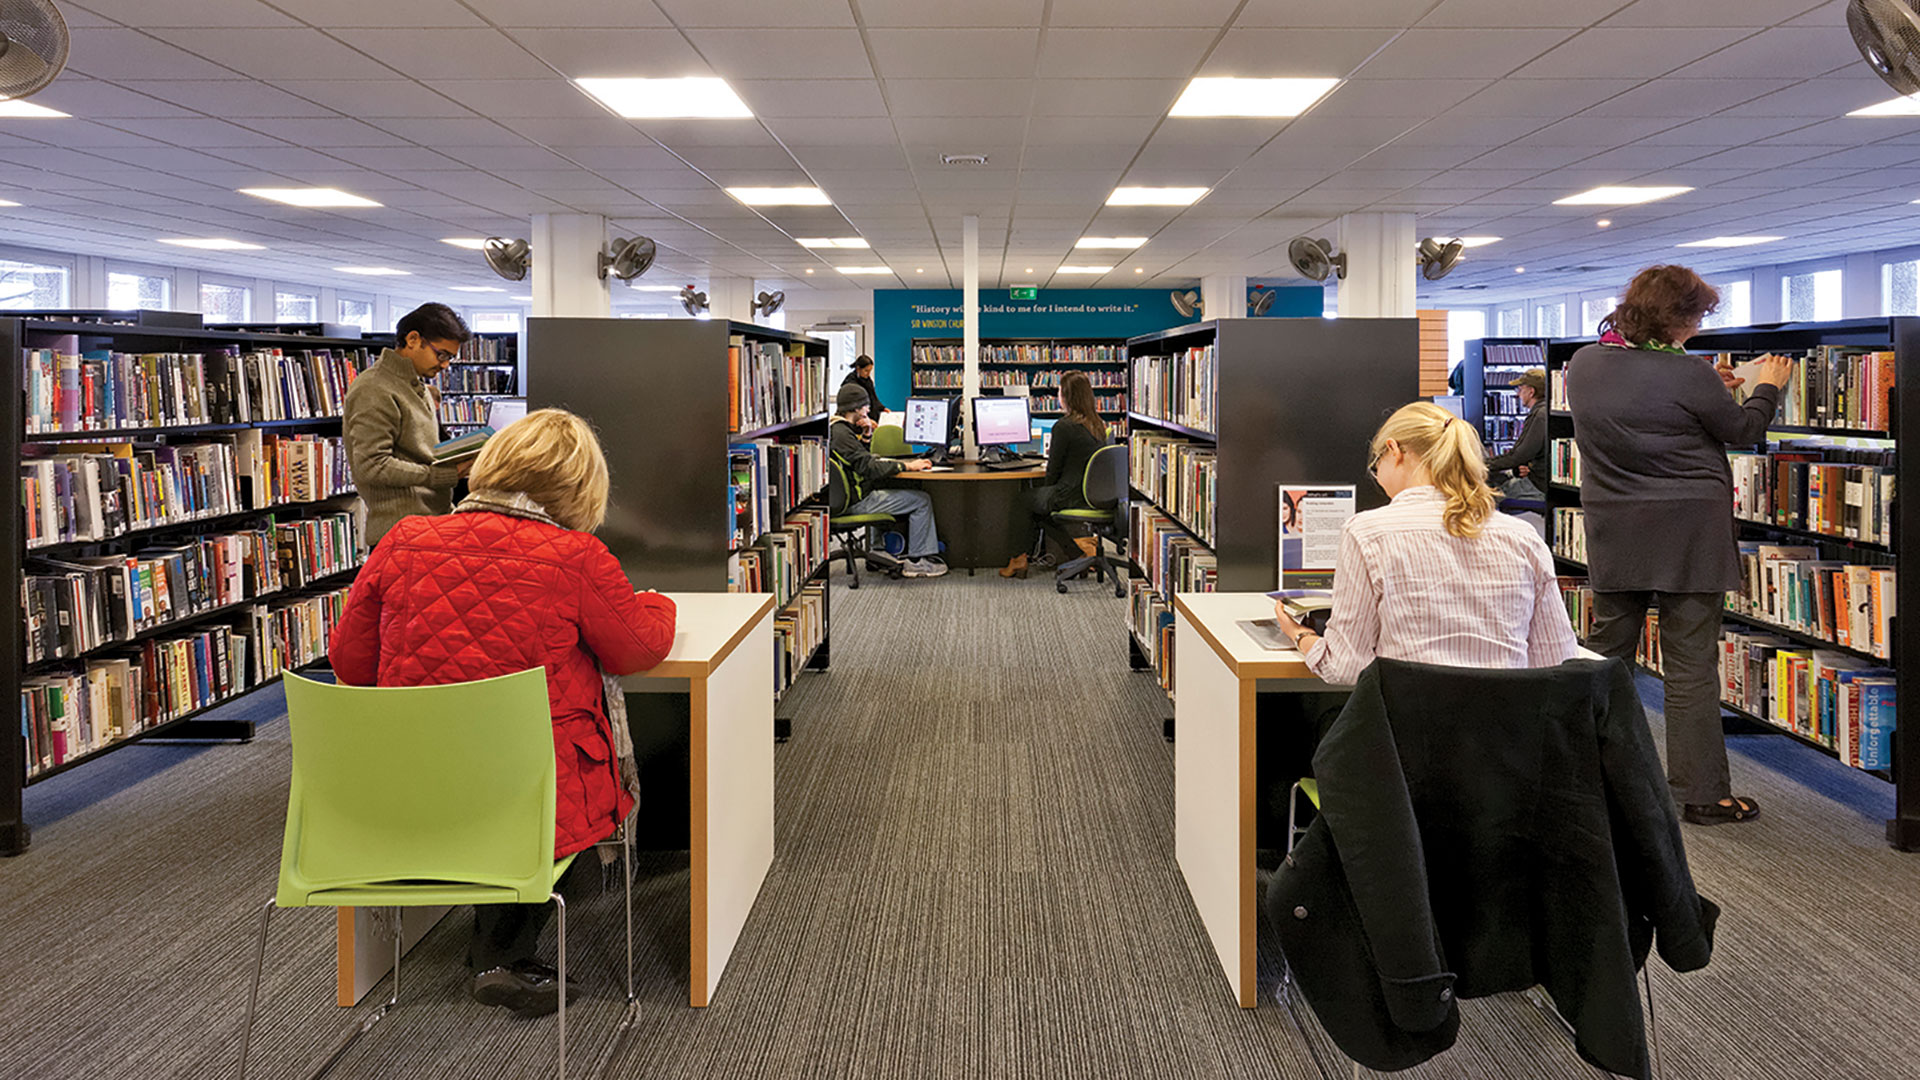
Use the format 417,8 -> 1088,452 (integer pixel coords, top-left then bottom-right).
728,507 -> 829,610
1483,343 -> 1545,367
1728,542 -> 1895,659
23,510 -> 361,665
23,342 -> 371,433
1483,415 -> 1527,444
437,367 -> 516,394
1126,579 -> 1175,694
1724,346 -> 1896,432
912,368 -> 1128,390
911,343 -> 1127,366
729,438 -> 827,550
22,586 -> 351,778
1549,371 -> 1570,411
1130,503 -> 1218,601
1717,626 -> 1895,768
1484,386 -> 1533,414
1556,576 -> 1596,639
1031,394 -> 1127,415
1131,345 -> 1217,434
1549,438 -> 1582,485
729,336 -> 826,433
1728,444 -> 1894,545
438,397 -> 496,424
773,582 -> 827,700
1129,432 -> 1218,547
456,336 -> 513,364
1552,508 -> 1588,564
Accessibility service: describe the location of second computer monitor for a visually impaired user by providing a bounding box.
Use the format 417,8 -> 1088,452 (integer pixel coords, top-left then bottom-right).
903,396 -> 950,445
971,395 -> 1032,449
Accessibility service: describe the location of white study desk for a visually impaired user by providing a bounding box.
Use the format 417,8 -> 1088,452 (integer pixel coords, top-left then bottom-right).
335,591 -> 777,1011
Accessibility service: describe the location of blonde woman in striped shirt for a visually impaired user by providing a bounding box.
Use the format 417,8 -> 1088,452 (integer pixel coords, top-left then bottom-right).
1272,402 -> 1579,687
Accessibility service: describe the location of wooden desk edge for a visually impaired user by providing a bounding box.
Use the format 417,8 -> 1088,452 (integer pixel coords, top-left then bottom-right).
640,594 -> 778,679
1172,594 -> 1316,681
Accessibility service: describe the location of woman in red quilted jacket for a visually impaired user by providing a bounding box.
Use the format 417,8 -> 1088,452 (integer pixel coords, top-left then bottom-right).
332,408 -> 676,1018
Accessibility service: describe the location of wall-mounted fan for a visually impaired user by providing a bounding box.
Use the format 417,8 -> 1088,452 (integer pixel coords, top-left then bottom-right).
1288,237 -> 1347,282
679,286 -> 710,316
599,236 -> 656,282
483,237 -> 532,282
1849,0 -> 1920,94
0,0 -> 70,101
752,290 -> 785,317
1248,286 -> 1276,316
1415,238 -> 1466,282
1170,289 -> 1203,319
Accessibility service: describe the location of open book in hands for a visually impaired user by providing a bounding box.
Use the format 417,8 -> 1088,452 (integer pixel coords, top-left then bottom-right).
432,427 -> 494,464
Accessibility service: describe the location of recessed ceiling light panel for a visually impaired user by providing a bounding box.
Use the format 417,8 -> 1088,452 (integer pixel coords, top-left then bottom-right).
1169,77 -> 1340,118
836,266 -> 892,275
796,237 -> 869,249
1677,236 -> 1784,248
575,77 -> 753,119
0,198 -> 21,207
441,237 -> 489,250
1849,93 -> 1920,117
449,286 -> 506,293
1058,265 -> 1113,274
727,186 -> 831,206
335,266 -> 410,276
1552,186 -> 1692,206
0,99 -> 69,118
241,187 -> 382,208
159,238 -> 265,250
1075,237 -> 1148,249
1107,187 -> 1209,206
1449,236 -> 1501,248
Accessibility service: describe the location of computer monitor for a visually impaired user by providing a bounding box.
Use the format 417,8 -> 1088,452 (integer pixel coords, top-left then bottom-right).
487,397 -> 528,431
1430,394 -> 1466,420
971,395 -> 1032,450
903,396 -> 950,445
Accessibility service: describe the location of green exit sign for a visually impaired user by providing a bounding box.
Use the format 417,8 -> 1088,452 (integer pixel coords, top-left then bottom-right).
1009,286 -> 1038,300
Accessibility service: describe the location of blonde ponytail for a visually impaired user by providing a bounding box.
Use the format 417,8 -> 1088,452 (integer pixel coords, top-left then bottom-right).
1368,402 -> 1497,538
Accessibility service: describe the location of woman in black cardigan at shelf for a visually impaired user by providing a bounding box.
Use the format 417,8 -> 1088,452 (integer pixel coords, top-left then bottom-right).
1566,264 -> 1792,826
1001,371 -> 1106,578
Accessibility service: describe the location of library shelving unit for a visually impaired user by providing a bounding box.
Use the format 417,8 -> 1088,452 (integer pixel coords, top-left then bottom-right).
1545,317 -> 1920,850
438,330 -> 520,434
1461,336 -> 1550,459
207,321 -> 383,342
2,314 -> 379,856
1123,318 -> 1419,697
526,319 -> 833,732
910,337 -> 1130,428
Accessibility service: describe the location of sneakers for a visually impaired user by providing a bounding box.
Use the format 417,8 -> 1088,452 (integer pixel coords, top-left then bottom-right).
471,959 -> 578,1017
902,557 -> 948,578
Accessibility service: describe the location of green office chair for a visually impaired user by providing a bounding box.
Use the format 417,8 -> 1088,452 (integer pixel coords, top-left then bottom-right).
1052,443 -> 1128,597
870,424 -> 912,458
827,454 -> 903,588
238,669 -> 635,1080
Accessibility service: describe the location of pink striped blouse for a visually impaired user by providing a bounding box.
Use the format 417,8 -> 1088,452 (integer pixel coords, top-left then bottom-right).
1304,486 -> 1579,686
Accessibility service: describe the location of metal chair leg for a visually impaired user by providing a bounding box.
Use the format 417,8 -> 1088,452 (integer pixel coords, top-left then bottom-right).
554,892 -> 567,1080
237,896 -> 276,1080
1644,967 -> 1663,1080
624,820 -> 635,1004
389,906 -> 402,1007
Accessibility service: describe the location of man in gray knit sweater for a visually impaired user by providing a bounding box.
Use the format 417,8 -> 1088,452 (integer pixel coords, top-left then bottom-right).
345,302 -> 472,545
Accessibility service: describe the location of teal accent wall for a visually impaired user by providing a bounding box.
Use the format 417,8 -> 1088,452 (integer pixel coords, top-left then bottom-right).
870,287 -> 1321,409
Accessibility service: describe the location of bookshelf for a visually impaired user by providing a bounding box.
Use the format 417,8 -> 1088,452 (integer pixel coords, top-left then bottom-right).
910,338 -> 1130,429
2,315 -> 381,856
1545,317 -> 1920,850
438,330 -> 520,434
526,319 -> 833,728
1122,318 -> 1419,695
1461,337 -> 1549,458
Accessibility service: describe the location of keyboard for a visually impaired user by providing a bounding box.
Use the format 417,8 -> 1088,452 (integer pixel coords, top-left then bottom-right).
981,458 -> 1040,471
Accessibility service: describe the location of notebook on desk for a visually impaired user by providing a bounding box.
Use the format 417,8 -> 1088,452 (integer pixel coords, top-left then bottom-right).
1237,619 -> 1299,652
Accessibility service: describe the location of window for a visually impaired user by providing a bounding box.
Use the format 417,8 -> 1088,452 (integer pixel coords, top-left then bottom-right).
1781,268 -> 1842,322
468,310 -> 519,334
339,296 -> 374,332
200,280 -> 251,323
1533,301 -> 1564,338
1495,305 -> 1524,336
0,258 -> 70,309
1446,309 -> 1487,365
1883,259 -> 1920,316
1579,296 -> 1619,336
275,289 -> 318,322
1700,279 -> 1752,330
107,268 -> 170,311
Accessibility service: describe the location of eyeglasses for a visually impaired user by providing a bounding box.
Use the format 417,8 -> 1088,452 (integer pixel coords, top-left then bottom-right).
432,346 -> 456,363
1366,440 -> 1395,484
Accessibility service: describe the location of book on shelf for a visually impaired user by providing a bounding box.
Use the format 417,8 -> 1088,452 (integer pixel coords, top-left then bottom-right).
728,437 -> 827,550
437,366 -> 516,394
1128,432 -> 1218,546
456,336 -> 514,364
913,342 -> 1127,366
1556,576 -> 1596,639
1130,503 -> 1218,597
431,427 -> 494,464
22,341 -> 370,433
1727,444 -> 1894,545
1726,542 -> 1894,659
1127,579 -> 1178,694
1549,370 -> 1570,411
1551,508 -> 1587,563
1484,343 -> 1545,367
728,507 -> 828,610
729,335 -> 825,434
773,581 -> 826,699
1549,438 -> 1582,485
1130,344 -> 1217,433
1722,346 -> 1896,431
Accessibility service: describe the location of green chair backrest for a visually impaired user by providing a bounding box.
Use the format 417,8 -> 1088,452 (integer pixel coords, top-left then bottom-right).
870,424 -> 911,458
276,669 -> 557,907
828,453 -> 868,516
1079,443 -> 1127,512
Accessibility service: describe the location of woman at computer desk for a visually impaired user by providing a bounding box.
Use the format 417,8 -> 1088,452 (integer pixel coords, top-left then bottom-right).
1270,401 -> 1579,686
1001,370 -> 1106,577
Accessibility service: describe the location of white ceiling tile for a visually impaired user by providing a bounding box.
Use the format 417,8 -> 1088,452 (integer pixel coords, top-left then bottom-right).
884,79 -> 1035,117
424,80 -> 609,119
1716,76 -> 1902,118
769,118 -> 904,147
271,79 -> 472,119
1446,78 -> 1642,117
368,117 -> 527,146
1510,28 -> 1760,78
866,30 -> 1041,79
685,29 -> 875,80
1030,78 -> 1184,117
1667,27 -> 1867,80
501,29 -> 708,79
112,118 -> 292,148
1037,30 -> 1218,79
211,146 -> 364,172
461,0 -> 672,25
1234,0 -> 1445,28
63,28 -> 249,79
1047,0 -> 1241,26
329,28 -> 551,79
733,80 -> 889,119
493,117 -> 656,147
1315,79 -> 1495,118
1602,0 -> 1837,27
1417,0 -> 1604,26
1358,29 -> 1580,79
628,119 -> 783,148
20,81 -> 201,118
788,146 -> 913,172
23,122 -> 167,149
239,117 -> 417,147
1024,116 -> 1161,145
281,0 -> 487,25
651,0 -> 851,25
67,0 -> 301,26
109,79 -> 342,118
1202,29 -> 1399,76
860,0 -> 1043,26
142,28 -> 399,80
896,117 -> 1030,148
670,146 -> 807,173
1575,78 -> 1797,118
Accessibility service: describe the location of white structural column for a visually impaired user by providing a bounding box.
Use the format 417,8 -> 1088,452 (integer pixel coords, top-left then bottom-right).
962,213 -> 980,459
1336,212 -> 1417,319
530,213 -> 611,319
706,275 -> 756,323
1201,273 -> 1248,320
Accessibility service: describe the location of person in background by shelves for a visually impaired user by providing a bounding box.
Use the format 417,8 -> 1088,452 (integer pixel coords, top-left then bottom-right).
1271,401 -> 1578,687
1567,264 -> 1793,827
1002,370 -> 1105,578
840,354 -> 885,437
344,301 -> 471,547
332,408 -> 676,1018
830,383 -> 947,578
1484,368 -> 1549,499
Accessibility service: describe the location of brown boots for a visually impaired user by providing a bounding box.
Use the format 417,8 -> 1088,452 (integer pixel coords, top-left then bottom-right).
1074,537 -> 1100,559
999,553 -> 1029,578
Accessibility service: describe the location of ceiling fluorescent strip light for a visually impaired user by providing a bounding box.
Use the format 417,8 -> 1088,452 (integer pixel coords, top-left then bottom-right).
1552,186 -> 1691,206
727,186 -> 831,206
0,98 -> 69,118
1058,266 -> 1113,273
1075,237 -> 1147,249
241,187 -> 382,208
797,237 -> 869,249
159,238 -> 265,250
1169,77 -> 1340,118
836,266 -> 892,275
335,266 -> 409,276
1849,94 -> 1920,117
1107,187 -> 1208,206
1677,236 -> 1783,248
441,238 -> 489,250
575,77 -> 753,119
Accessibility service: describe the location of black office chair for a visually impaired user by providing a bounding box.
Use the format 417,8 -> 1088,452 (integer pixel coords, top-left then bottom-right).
826,455 -> 903,588
1051,443 -> 1127,598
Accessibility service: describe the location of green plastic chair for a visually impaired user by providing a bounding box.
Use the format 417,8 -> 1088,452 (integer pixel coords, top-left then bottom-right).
239,669 -> 635,1080
870,423 -> 912,458
827,453 -> 903,587
1052,442 -> 1129,597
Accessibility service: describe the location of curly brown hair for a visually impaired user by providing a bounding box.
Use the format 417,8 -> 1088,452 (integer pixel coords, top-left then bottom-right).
1598,265 -> 1720,346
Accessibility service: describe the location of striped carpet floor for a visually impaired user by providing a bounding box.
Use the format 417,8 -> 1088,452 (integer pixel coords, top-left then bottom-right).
4,567 -> 1918,1079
